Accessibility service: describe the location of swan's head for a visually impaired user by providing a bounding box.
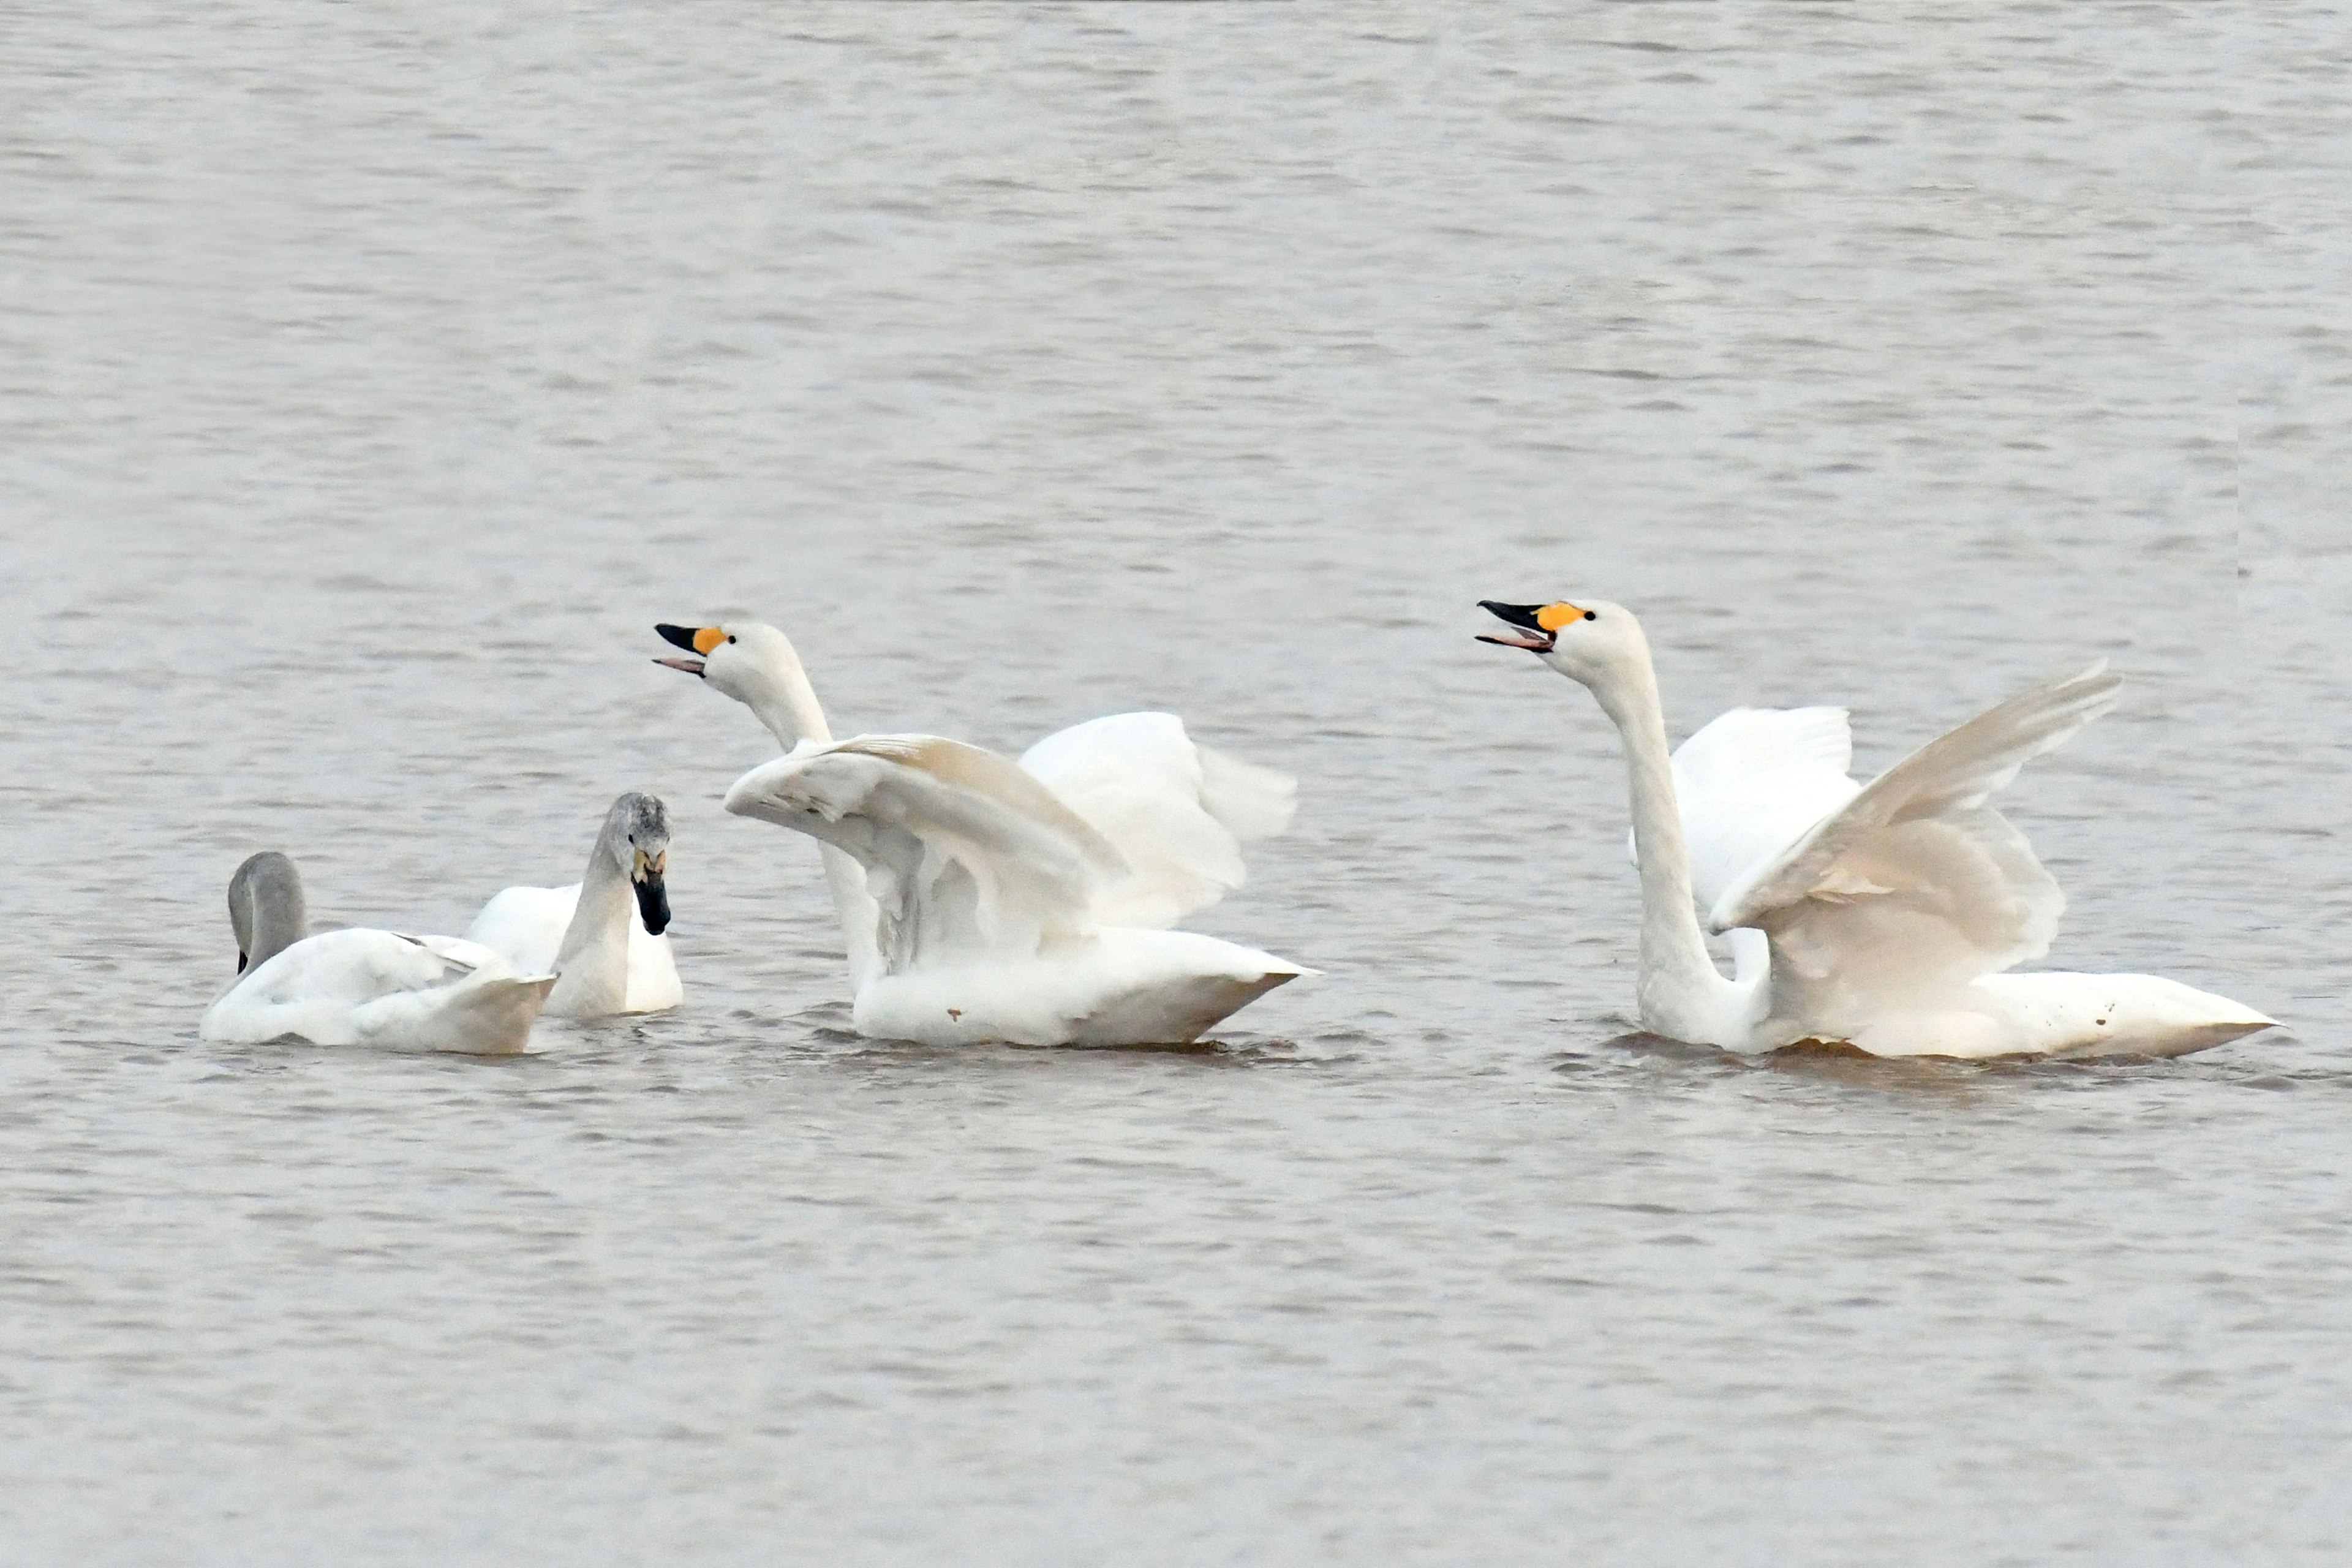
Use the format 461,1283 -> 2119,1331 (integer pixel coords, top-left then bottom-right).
598,792 -> 673,937
654,620 -> 807,710
227,851 -> 307,974
1477,598 -> 1649,690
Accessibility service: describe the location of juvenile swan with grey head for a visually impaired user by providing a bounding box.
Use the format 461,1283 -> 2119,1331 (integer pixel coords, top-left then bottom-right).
201,852 -> 557,1053
467,792 -> 680,1017
652,619 -> 1306,1046
1476,597 -> 2274,1058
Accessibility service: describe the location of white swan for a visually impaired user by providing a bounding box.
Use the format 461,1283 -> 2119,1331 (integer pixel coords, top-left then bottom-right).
200,852 -> 556,1053
653,621 -> 1306,1045
466,793 -> 681,1017
1477,598 -> 2275,1059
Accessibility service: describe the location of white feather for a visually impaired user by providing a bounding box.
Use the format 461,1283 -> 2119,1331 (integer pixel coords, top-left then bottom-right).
200,929 -> 554,1054
1019,711 -> 1297,929
465,883 -> 681,1014
721,729 -> 1306,1044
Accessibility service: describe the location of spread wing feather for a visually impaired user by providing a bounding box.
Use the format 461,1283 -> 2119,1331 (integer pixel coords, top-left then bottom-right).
1708,665 -> 2120,1007
1019,712 -> 1295,929
723,734 -> 1129,972
1655,706 -> 1860,912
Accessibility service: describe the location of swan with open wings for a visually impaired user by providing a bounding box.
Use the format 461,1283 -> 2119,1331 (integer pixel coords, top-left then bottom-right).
655,621 -> 1307,1046
1477,597 -> 2273,1059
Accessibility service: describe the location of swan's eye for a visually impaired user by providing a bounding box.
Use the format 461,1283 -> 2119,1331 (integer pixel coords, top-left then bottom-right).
726,635 -> 737,644
1585,610 -> 1597,621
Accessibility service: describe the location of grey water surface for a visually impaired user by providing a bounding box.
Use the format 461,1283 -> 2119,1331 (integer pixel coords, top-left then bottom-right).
5,2 -> 2350,1563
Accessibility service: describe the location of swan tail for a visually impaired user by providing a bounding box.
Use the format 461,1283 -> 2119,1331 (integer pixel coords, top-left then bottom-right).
380,969 -> 556,1054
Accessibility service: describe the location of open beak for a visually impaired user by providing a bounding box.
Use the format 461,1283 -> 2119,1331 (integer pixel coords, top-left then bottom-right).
654,623 -> 718,677
1477,601 -> 1556,653
632,848 -> 671,935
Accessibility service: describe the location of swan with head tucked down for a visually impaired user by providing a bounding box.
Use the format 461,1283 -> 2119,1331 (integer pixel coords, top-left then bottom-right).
1477,598 -> 2274,1059
200,852 -> 556,1053
465,792 -> 680,1017
652,621 -> 1306,1046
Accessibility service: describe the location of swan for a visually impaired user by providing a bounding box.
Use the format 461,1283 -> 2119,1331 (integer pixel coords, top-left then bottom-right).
1476,598 -> 2275,1059
652,620 -> 1306,1046
465,792 -> 680,1016
200,852 -> 556,1053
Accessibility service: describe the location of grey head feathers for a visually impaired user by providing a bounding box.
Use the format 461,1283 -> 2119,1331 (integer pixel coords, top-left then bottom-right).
228,851 -> 309,974
606,791 -> 671,852
598,791 -> 673,937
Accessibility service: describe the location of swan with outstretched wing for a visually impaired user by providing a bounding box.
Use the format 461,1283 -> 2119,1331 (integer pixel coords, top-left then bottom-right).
1479,597 -> 2272,1059
657,622 -> 1306,1046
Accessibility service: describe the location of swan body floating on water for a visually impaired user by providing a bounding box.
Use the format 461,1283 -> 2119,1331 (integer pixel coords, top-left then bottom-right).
654,622 -> 1306,1046
200,852 -> 556,1053
1478,598 -> 2274,1060
466,792 -> 680,1017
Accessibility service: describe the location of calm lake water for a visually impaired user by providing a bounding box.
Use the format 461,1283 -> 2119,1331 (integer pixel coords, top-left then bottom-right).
6,2 -> 2348,1562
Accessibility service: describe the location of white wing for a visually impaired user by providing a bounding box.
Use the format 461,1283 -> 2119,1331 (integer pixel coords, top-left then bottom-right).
723,734 -> 1130,972
1650,706 -> 1861,913
200,928 -> 552,1052
466,883 -> 682,1011
1018,712 -> 1295,929
1710,664 -> 2120,1010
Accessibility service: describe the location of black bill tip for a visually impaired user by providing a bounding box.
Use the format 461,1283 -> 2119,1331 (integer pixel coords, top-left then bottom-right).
1478,601 -> 1548,630
654,623 -> 703,653
635,874 -> 672,937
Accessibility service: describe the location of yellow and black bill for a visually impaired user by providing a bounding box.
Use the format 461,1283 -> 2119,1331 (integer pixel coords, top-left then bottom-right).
653,623 -> 723,676
1476,600 -> 1586,652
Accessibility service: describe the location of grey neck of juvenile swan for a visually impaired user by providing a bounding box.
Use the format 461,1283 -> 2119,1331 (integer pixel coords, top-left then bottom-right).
229,851 -> 309,973
1593,657 -> 1743,1046
741,650 -> 884,994
548,799 -> 643,1016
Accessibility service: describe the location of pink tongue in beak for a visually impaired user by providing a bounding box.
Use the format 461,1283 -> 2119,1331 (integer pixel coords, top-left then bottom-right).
654,656 -> 706,676
1476,630 -> 1553,652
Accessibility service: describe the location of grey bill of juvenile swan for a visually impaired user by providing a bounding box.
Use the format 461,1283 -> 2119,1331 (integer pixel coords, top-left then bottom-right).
228,850 -> 309,973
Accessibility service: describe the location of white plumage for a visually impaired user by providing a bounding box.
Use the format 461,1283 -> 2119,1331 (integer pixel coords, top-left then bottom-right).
1480,597 -> 2274,1059
657,621 -> 1306,1046
203,926 -> 553,1055
466,883 -> 681,1014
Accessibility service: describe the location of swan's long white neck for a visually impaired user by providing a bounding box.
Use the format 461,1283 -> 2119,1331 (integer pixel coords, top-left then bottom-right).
1591,654 -> 1746,1044
737,652 -> 883,993
550,831 -> 632,1015
739,657 -> 833,755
